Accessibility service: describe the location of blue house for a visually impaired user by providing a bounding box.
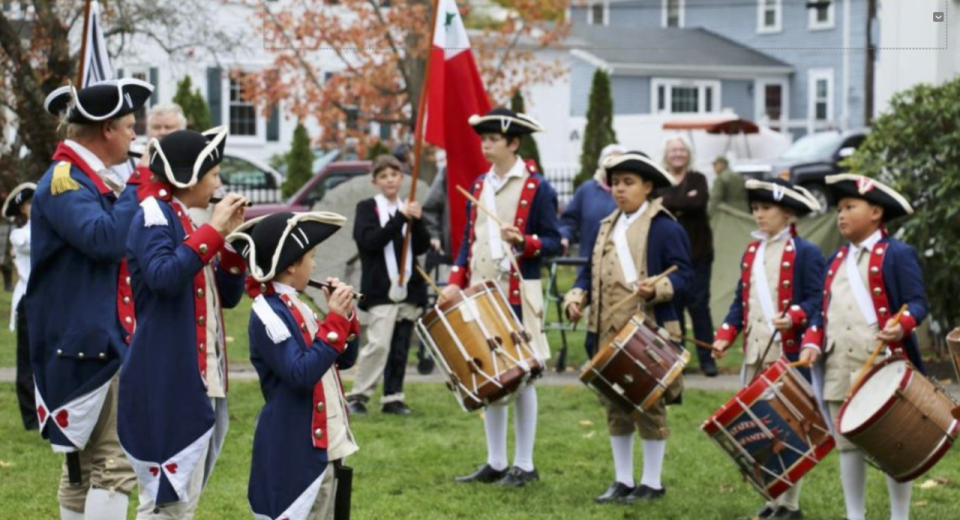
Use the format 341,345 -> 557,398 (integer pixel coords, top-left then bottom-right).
566,0 -> 870,136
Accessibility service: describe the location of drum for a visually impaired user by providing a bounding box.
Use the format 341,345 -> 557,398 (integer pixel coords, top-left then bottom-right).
415,280 -> 544,411
579,313 -> 689,413
837,357 -> 960,482
946,328 -> 960,385
702,359 -> 834,500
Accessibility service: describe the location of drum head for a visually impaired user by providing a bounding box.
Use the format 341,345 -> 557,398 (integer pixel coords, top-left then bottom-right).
840,358 -> 908,434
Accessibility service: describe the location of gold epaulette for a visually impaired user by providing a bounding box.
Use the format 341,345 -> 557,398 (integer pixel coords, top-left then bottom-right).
51,161 -> 79,195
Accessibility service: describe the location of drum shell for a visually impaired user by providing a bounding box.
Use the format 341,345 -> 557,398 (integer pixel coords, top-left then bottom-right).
946,327 -> 960,387
702,359 -> 835,500
419,281 -> 543,411
837,357 -> 959,482
580,314 -> 688,413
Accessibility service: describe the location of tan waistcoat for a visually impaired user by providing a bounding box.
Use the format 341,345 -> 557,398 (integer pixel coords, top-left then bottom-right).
744,237 -> 789,366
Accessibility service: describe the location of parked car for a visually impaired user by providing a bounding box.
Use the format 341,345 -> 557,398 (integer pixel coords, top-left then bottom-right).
244,160 -> 371,220
219,152 -> 285,204
763,130 -> 869,211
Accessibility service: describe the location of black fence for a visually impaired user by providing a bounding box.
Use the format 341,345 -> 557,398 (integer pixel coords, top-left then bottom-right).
225,187 -> 283,205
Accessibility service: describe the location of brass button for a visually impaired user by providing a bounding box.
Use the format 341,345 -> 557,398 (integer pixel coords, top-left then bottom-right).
301,323 -> 308,332
98,353 -> 106,359
872,287 -> 881,295
159,189 -> 168,198
316,402 -> 325,413
326,331 -> 339,343
520,200 -> 528,206
314,428 -> 324,439
125,317 -> 132,324
229,267 -> 241,275
198,316 -> 205,326
782,261 -> 791,269
285,300 -> 294,308
782,280 -> 790,288
199,244 -> 209,255
870,266 -> 879,274
126,276 -> 131,285
78,352 -> 85,359
123,296 -> 130,305
197,288 -> 205,298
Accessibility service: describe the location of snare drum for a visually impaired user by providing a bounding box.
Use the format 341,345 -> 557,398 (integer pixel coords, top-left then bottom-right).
580,313 -> 689,414
946,328 -> 960,386
416,281 -> 544,411
837,357 -> 960,482
702,359 -> 834,500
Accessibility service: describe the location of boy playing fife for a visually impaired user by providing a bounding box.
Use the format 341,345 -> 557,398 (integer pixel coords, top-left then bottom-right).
712,179 -> 825,519
565,152 -> 693,504
347,154 -> 429,415
228,211 -> 361,520
799,174 -> 927,520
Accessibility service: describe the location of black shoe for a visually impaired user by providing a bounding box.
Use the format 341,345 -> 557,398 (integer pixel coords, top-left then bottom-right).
594,482 -> 635,503
702,364 -> 719,377
453,464 -> 508,484
495,466 -> 540,487
755,505 -> 778,519
619,484 -> 666,502
381,401 -> 412,415
772,507 -> 803,519
347,401 -> 368,415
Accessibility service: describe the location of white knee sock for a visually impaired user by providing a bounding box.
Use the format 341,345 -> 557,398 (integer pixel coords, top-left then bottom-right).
484,404 -> 509,471
640,439 -> 666,490
84,488 -> 129,520
839,451 -> 867,520
886,475 -> 912,520
609,434 -> 635,487
512,385 -> 538,472
775,478 -> 803,511
60,506 -> 84,520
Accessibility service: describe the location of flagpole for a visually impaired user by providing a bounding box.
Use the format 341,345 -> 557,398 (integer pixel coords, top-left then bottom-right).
76,0 -> 93,86
397,0 -> 441,287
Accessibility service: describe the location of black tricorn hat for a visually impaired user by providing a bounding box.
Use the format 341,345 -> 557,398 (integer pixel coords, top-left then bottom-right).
2,183 -> 36,219
226,212 -> 347,282
602,151 -> 676,189
148,127 -> 228,188
825,174 -> 913,222
44,78 -> 153,124
745,178 -> 822,216
468,107 -> 545,137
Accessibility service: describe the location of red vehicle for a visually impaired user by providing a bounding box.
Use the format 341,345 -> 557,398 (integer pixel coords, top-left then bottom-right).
244,161 -> 371,220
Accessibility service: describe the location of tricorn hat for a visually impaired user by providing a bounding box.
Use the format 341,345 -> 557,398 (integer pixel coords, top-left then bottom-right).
226,212 -> 347,282
44,78 -> 153,124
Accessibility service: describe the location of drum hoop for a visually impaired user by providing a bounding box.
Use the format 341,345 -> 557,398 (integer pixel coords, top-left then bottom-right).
434,295 -> 506,394
838,357 -> 912,437
759,372 -> 832,441
415,318 -> 474,411
708,360 -> 789,427
896,419 -> 960,482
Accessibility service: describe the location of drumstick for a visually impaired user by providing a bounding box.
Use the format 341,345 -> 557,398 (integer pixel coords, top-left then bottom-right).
605,266 -> 679,316
788,360 -> 812,369
846,304 -> 909,399
681,335 -> 713,351
415,265 -> 445,302
750,309 -> 790,383
456,185 -> 508,227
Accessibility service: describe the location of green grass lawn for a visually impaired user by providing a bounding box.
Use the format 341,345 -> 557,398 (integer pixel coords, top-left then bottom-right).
3,381 -> 960,520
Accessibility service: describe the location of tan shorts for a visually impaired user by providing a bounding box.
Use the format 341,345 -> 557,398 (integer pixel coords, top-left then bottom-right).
604,376 -> 683,440
58,375 -> 136,513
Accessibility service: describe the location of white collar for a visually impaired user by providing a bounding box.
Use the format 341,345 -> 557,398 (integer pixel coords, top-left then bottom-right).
750,226 -> 792,243
488,157 -> 527,189
172,196 -> 188,210
851,229 -> 883,255
272,281 -> 298,295
618,201 -> 649,227
64,140 -> 107,174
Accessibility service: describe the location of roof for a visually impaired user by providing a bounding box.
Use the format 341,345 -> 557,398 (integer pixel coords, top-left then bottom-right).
568,25 -> 792,74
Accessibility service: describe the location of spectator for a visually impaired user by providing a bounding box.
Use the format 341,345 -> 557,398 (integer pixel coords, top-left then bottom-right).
657,135 -> 718,376
708,156 -> 747,216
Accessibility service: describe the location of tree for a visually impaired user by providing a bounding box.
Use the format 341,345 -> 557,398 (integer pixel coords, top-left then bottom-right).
0,0 -> 246,188
284,123 -> 313,198
250,0 -> 569,155
172,76 -> 212,131
510,90 -> 542,173
847,77 -> 960,342
576,69 -> 617,188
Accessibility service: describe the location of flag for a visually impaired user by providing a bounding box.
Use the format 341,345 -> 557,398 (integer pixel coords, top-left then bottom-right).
80,0 -> 114,87
423,0 -> 491,259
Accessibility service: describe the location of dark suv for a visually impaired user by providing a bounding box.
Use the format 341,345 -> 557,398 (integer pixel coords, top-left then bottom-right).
761,129 -> 868,212
244,161 -> 371,220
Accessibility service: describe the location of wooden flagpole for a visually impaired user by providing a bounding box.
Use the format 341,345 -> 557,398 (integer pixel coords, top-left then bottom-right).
396,0 -> 441,287
76,0 -> 93,87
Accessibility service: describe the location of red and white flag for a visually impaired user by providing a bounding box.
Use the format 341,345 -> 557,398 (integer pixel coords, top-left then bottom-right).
423,0 -> 491,258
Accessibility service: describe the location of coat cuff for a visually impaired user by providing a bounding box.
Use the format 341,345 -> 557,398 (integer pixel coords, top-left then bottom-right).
448,265 -> 468,288
715,323 -> 739,344
219,246 -> 247,276
801,325 -> 824,352
786,305 -> 808,329
649,276 -> 675,304
184,224 -> 224,264
317,312 -> 352,354
563,287 -> 587,315
898,311 -> 917,339
126,165 -> 151,185
519,234 -> 542,259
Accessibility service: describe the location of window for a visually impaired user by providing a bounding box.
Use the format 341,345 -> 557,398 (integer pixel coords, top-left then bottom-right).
808,69 -> 834,122
651,79 -> 721,115
229,73 -> 257,136
219,156 -> 275,189
587,2 -> 607,26
757,0 -> 781,33
764,84 -> 783,121
662,0 -> 683,28
808,0 -> 835,30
